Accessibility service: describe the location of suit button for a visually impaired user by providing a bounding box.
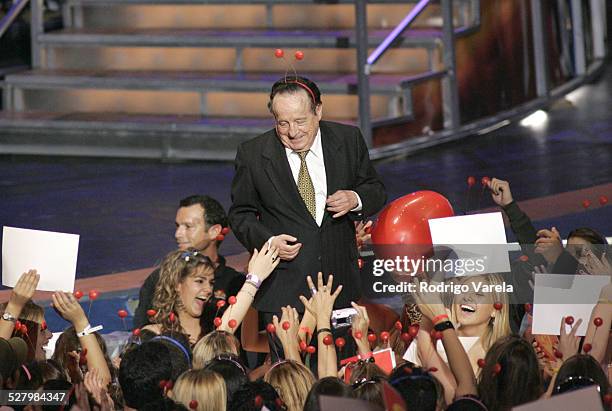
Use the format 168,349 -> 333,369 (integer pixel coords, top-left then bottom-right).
317,256 -> 321,261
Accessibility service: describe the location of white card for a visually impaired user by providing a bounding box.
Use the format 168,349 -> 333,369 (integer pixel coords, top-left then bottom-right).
428,212 -> 510,275
2,226 -> 79,292
532,274 -> 609,336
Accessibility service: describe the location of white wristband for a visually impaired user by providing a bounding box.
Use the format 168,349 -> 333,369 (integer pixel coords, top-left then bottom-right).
77,324 -> 103,337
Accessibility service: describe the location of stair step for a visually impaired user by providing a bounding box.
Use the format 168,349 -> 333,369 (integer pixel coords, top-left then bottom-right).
39,27 -> 443,49
0,111 -> 354,160
68,0 -> 424,4
6,69 -> 444,94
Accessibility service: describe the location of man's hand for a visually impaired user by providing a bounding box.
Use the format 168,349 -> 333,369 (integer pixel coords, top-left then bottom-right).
270,234 -> 302,261
535,227 -> 564,264
326,190 -> 358,218
488,178 -> 514,207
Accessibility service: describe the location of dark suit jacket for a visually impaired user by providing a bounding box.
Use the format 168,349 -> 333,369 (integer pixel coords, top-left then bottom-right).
229,121 -> 386,313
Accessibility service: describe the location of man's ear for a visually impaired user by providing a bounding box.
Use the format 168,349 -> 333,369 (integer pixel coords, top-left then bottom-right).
208,224 -> 222,237
316,103 -> 323,121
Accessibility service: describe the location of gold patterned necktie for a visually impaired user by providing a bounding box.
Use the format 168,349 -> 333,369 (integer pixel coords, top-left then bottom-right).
296,151 -> 316,219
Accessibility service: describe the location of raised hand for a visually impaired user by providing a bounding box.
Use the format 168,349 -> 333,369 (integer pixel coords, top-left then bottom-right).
557,317 -> 582,361
8,269 -> 40,309
52,291 -> 88,331
487,178 -> 514,207
247,243 -> 280,281
535,227 -> 563,264
272,305 -> 301,361
299,272 -> 343,321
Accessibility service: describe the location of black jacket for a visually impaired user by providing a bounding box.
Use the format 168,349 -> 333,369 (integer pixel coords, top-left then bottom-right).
229,121 -> 386,313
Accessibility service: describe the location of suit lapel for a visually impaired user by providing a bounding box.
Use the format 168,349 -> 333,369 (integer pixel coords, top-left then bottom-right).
321,122 -> 345,227
262,131 -> 318,226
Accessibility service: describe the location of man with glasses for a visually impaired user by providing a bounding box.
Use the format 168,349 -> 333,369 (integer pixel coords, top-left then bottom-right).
229,76 -> 386,332
134,195 -> 243,328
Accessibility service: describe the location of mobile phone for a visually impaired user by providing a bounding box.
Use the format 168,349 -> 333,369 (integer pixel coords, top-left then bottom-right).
331,308 -> 358,329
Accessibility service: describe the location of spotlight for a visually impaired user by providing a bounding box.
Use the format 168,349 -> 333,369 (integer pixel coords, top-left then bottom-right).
520,110 -> 548,128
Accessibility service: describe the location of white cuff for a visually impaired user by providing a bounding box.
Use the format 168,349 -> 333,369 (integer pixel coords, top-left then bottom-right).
350,191 -> 363,212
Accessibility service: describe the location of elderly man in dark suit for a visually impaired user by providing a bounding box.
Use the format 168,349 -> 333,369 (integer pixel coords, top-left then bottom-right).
229,76 -> 386,323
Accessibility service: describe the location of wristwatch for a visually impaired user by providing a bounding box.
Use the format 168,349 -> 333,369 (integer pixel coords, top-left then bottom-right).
245,273 -> 262,289
1,312 -> 16,322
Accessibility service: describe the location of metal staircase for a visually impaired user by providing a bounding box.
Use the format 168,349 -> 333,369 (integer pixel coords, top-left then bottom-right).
0,0 -> 479,159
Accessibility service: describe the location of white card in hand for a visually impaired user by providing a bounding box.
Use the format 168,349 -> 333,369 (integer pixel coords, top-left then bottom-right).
428,212 -> 510,275
2,226 -> 79,292
532,273 -> 609,336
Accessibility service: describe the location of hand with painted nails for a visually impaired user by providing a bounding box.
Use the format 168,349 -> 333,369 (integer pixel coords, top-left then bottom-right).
299,272 -> 343,322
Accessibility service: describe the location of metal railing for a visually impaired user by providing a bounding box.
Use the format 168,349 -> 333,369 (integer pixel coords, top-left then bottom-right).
0,0 -> 43,68
0,0 -> 30,38
354,0 -> 460,147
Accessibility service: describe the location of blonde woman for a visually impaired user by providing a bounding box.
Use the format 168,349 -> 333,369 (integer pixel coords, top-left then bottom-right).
172,369 -> 227,411
192,330 -> 240,368
405,274 -> 511,376
264,360 -> 315,411
144,243 -> 279,345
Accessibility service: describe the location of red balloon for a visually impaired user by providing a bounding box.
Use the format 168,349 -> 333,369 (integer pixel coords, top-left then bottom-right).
380,331 -> 390,342
88,290 -> 99,300
323,335 -> 333,345
599,195 -> 609,206
493,302 -> 503,311
132,328 -> 141,336
467,176 -> 476,187
306,345 -> 316,354
357,258 -> 364,269
565,316 -> 574,325
274,48 -> 284,58
228,296 -> 237,305
159,380 -> 167,389
335,337 -> 346,348
221,227 -> 230,235
214,317 -> 222,327
14,320 -> 21,331
228,319 -> 237,328
282,321 -> 290,330
74,290 -> 83,300
294,50 -> 304,60
408,324 -> 419,337
254,395 -> 264,408
118,309 -> 128,319
524,303 -> 532,313
492,363 -> 502,374
189,400 -> 198,410
299,340 -> 307,351
216,300 -> 226,309
477,359 -> 486,368
354,331 -> 363,339
582,199 -> 591,209
20,324 -> 28,334
481,176 -> 490,186
394,321 -> 403,331
554,349 -> 563,359
428,367 -> 438,373
146,309 -> 157,317
165,380 -> 173,390
519,255 -> 529,262
583,343 -> 592,353
215,234 -> 225,242
169,312 -> 176,323
41,321 -> 47,331
400,332 -> 412,343
594,317 -> 603,327
371,191 -> 454,262
367,333 -> 377,343
266,323 -> 276,334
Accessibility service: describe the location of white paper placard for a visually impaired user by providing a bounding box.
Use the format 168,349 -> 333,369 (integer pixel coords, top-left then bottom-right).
2,226 -> 79,292
428,212 -> 510,275
532,274 -> 609,336
512,386 -> 603,411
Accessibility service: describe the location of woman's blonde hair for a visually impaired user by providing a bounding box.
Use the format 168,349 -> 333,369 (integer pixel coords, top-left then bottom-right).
451,273 -> 511,351
264,360 -> 315,411
172,369 -> 226,411
152,249 -> 215,336
192,330 -> 240,369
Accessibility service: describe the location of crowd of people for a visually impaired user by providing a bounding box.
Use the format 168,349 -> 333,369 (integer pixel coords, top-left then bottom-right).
1,76 -> 611,410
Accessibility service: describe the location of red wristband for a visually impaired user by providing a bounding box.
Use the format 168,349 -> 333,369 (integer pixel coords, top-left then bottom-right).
432,314 -> 449,325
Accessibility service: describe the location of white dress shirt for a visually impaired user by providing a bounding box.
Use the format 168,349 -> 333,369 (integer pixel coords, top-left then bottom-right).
285,128 -> 361,226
